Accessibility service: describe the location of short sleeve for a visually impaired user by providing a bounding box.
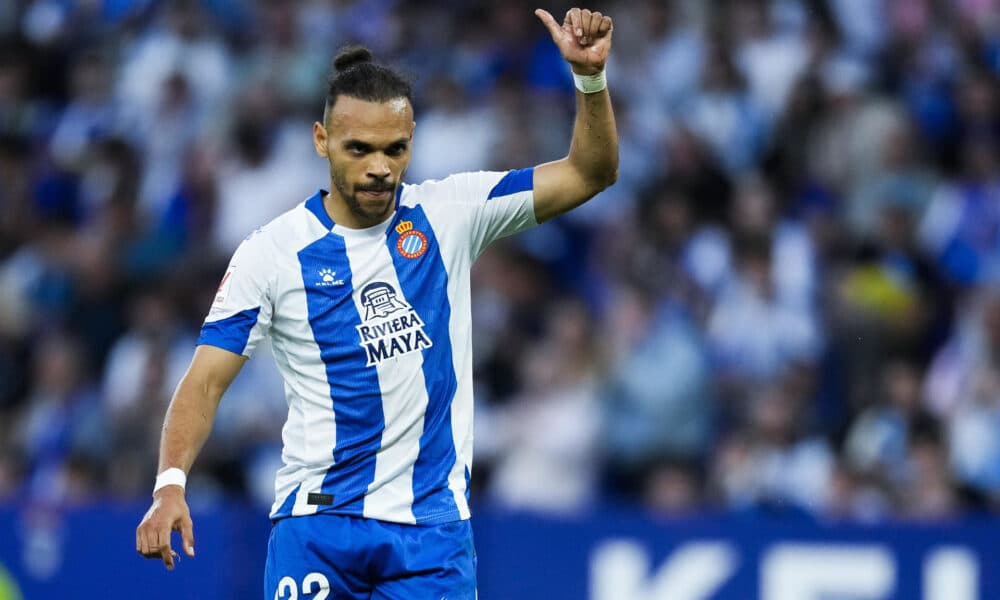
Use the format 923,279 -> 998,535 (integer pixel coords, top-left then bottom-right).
437,168 -> 537,258
197,236 -> 273,357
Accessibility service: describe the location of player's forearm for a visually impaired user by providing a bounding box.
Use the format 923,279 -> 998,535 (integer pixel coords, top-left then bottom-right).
157,375 -> 224,475
566,86 -> 618,193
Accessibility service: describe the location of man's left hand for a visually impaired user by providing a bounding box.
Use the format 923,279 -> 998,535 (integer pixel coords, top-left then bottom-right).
535,7 -> 613,76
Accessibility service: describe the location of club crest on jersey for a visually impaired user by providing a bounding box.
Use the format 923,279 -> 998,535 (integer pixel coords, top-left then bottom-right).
395,220 -> 428,259
356,282 -> 432,366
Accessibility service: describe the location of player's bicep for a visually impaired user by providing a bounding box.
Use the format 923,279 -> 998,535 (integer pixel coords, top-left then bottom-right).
532,158 -> 602,222
182,344 -> 248,402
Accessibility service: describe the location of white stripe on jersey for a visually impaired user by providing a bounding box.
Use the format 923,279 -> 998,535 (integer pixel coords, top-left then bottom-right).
339,223 -> 425,523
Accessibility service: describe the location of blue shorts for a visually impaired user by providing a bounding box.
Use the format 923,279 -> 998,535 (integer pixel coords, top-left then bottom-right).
264,514 -> 477,600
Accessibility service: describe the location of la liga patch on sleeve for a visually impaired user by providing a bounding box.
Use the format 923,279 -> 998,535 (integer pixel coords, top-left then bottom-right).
215,268 -> 235,305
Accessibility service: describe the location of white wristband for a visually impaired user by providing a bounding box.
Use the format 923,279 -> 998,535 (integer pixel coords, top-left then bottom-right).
153,468 -> 187,494
573,68 -> 607,94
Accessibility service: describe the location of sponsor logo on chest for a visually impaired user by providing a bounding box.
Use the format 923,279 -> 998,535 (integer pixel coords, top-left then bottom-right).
355,281 -> 432,366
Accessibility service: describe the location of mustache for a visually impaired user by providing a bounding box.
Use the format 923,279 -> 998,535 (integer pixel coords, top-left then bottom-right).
356,182 -> 395,193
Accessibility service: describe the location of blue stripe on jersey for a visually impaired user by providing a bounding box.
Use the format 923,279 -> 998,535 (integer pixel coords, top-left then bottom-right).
387,205 -> 460,523
298,233 -> 384,514
486,167 -> 534,200
305,190 -> 334,230
197,307 -> 261,355
272,483 -> 300,520
464,465 -> 471,505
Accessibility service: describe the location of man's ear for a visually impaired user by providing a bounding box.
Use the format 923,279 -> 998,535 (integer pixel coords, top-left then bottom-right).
313,122 -> 328,158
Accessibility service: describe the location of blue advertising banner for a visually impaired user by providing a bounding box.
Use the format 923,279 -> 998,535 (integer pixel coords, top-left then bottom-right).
0,502 -> 270,599
474,506 -> 1000,600
1,501 -> 998,599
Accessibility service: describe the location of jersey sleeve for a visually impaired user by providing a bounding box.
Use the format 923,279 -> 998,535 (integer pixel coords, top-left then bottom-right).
446,168 -> 538,258
196,235 -> 273,357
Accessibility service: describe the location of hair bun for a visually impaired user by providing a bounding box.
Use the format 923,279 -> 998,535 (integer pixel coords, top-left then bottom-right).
334,46 -> 374,72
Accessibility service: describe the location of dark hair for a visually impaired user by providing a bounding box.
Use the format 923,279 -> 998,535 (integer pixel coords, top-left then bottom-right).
324,46 -> 412,114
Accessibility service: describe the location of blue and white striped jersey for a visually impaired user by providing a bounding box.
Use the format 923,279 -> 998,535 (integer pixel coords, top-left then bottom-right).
197,169 -> 535,525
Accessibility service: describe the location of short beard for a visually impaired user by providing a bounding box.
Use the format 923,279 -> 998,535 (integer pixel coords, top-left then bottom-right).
331,168 -> 396,224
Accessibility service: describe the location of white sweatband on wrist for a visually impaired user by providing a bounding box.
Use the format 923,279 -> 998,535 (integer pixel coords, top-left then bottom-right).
153,468 -> 187,494
573,68 -> 607,94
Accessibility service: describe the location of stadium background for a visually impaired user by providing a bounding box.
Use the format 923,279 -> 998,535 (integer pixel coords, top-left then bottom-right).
1,0 -> 1000,597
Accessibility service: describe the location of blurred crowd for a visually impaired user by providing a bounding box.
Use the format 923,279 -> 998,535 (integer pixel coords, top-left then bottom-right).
3,0 -> 1000,523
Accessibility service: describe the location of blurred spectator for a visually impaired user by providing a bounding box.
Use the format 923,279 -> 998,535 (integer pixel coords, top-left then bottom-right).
0,39 -> 45,139
808,57 -> 900,196
832,191 -> 946,411
613,0 -> 705,150
706,232 -> 820,386
240,0 -> 330,113
844,359 -> 934,481
642,459 -> 704,518
13,332 -> 105,504
682,42 -> 767,174
710,383 -> 834,513
48,51 -> 118,172
116,0 -> 231,128
845,119 -> 937,239
128,72 -> 201,222
901,429 -> 962,520
488,299 -> 603,513
0,133 -> 36,264
101,289 -> 194,496
926,291 -> 1000,499
602,288 -> 712,483
731,0 -> 811,121
213,83 -> 319,252
823,460 -> 893,522
408,76 -> 501,182
920,134 -> 1000,286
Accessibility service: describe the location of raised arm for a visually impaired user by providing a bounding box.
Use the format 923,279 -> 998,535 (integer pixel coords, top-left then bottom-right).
136,345 -> 246,570
532,7 -> 618,223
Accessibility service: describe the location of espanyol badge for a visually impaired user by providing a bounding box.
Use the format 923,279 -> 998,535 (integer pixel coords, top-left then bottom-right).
395,220 -> 428,259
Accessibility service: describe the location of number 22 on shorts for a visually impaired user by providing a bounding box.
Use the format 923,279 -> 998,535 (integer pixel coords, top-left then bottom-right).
274,572 -> 330,600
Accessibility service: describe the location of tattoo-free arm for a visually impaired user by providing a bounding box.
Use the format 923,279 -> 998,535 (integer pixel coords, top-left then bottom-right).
136,344 -> 246,570
157,345 -> 246,474
532,7 -> 619,222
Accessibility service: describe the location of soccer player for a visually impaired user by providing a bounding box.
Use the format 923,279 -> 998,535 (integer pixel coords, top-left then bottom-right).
136,7 -> 617,599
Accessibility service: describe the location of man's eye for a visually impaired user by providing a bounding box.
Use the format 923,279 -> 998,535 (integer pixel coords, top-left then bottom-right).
387,145 -> 407,156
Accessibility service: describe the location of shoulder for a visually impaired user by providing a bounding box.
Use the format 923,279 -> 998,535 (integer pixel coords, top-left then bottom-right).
241,194 -> 329,253
227,199 -> 326,282
399,175 -> 467,204
400,170 -> 532,206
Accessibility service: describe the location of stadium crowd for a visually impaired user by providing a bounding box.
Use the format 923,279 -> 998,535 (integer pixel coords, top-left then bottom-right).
2,0 -> 1000,523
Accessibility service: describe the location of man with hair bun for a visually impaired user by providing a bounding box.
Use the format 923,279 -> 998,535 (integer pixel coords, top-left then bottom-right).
136,7 -> 617,598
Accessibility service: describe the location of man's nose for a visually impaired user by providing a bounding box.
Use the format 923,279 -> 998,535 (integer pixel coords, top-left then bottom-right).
367,154 -> 391,178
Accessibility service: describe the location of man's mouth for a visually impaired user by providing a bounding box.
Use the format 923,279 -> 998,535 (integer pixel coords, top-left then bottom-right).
357,186 -> 394,201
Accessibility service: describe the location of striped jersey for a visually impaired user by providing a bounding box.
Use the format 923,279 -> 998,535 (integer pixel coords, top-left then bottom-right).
197,169 -> 536,525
